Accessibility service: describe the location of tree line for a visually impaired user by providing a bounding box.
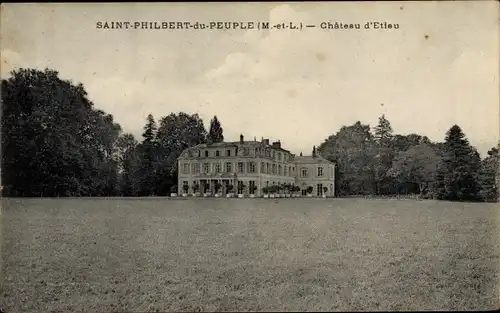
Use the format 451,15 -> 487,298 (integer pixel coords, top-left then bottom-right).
317,116 -> 499,201
1,68 -> 498,201
1,69 -> 221,197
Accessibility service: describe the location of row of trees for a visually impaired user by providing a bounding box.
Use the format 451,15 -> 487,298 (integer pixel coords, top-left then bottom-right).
1,68 -> 498,201
1,68 -> 223,197
317,115 -> 499,201
118,112 -> 224,196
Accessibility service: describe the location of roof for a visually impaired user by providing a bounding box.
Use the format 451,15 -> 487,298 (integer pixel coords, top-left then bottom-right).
293,154 -> 333,164
185,141 -> 291,153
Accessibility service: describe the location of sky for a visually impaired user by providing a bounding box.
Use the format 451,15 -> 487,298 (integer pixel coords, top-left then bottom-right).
1,2 -> 499,157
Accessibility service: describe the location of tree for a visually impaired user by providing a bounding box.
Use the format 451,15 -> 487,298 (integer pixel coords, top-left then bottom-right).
392,134 -> 431,152
170,185 -> 178,194
1,68 -> 121,197
373,114 -> 393,146
116,133 -> 140,196
238,183 -> 247,194
373,115 -> 395,195
88,109 -> 122,196
250,185 -> 258,195
208,115 -> 224,143
137,114 -> 158,196
154,112 -> 207,195
215,182 -> 223,194
478,145 -> 499,202
192,182 -> 200,194
435,125 -> 482,201
387,144 -> 440,197
306,186 -> 314,194
318,121 -> 377,195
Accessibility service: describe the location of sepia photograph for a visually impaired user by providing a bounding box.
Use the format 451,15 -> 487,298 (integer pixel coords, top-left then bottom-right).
1,1 -> 499,312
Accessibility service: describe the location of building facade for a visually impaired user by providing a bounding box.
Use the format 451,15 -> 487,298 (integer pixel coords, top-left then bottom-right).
177,135 -> 335,197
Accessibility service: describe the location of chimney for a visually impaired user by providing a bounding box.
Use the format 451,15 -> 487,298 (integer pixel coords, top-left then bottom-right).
262,138 -> 270,146
312,146 -> 317,157
240,134 -> 244,143
272,141 -> 281,149
300,152 -> 303,156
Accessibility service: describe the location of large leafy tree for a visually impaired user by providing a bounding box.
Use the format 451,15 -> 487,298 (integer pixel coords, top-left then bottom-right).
207,115 -> 224,143
116,133 -> 140,196
392,133 -> 431,152
318,121 -> 377,195
387,144 -> 440,197
1,68 -> 121,197
154,112 -> 207,195
435,125 -> 482,201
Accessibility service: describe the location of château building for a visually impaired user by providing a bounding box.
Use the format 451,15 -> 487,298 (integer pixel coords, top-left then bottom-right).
177,135 -> 335,197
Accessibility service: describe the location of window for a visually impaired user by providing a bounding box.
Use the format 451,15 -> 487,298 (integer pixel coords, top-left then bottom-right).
238,162 -> 244,173
317,184 -> 323,196
197,150 -> 201,157
301,168 -> 308,177
272,164 -> 277,175
255,148 -> 259,155
182,163 -> 190,174
225,162 -> 232,173
289,166 -> 292,176
266,163 -> 270,174
261,162 -> 265,174
278,153 -> 282,161
216,150 -> 220,157
204,150 -> 209,157
203,163 -> 210,173
226,149 -> 231,156
278,165 -> 282,175
248,162 -> 256,173
318,167 -> 323,177
249,181 -> 256,194
192,163 -> 200,174
214,163 -> 221,173
272,151 -> 276,159
284,166 -> 287,176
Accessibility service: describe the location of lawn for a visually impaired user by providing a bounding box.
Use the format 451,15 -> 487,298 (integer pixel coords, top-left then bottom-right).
1,198 -> 499,312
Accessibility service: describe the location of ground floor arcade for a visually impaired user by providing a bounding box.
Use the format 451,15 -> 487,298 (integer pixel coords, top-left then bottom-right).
178,177 -> 335,197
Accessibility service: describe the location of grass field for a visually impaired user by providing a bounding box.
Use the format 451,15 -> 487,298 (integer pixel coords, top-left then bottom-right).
1,198 -> 499,312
